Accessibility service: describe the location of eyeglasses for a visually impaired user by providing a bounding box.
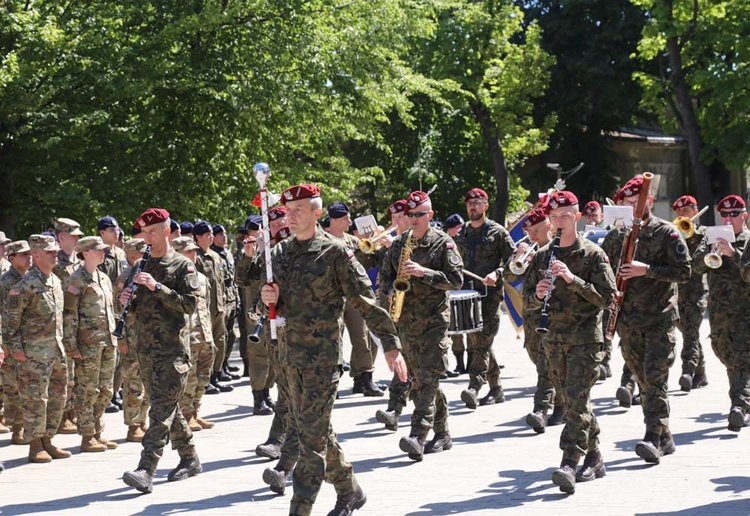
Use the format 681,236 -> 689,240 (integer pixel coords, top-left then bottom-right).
406,211 -> 430,219
466,200 -> 487,207
720,211 -> 745,218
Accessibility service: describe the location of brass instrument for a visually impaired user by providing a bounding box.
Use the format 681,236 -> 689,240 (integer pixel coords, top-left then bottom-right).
673,205 -> 709,239
704,243 -> 723,269
358,225 -> 398,254
389,229 -> 418,322
509,242 -> 538,275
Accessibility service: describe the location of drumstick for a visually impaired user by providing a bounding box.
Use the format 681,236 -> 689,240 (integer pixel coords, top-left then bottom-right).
462,269 -> 486,282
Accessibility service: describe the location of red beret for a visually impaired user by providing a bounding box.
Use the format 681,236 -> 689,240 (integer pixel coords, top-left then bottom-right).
546,191 -> 578,210
617,177 -> 646,199
718,195 -> 746,210
281,184 -> 320,205
273,226 -> 291,244
583,201 -> 601,215
268,206 -> 288,221
612,190 -> 623,205
464,188 -> 488,203
672,195 -> 697,210
388,199 -> 408,215
136,208 -> 170,228
406,191 -> 430,210
523,208 -> 548,228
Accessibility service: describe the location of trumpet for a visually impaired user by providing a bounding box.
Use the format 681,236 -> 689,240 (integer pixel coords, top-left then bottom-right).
359,225 -> 398,254
704,243 -> 723,269
673,205 -> 709,239
509,242 -> 538,275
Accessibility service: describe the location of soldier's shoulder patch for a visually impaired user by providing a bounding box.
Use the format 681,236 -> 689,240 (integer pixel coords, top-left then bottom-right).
446,241 -> 455,249
9,288 -> 20,296
669,231 -> 680,239
356,263 -> 367,276
449,255 -> 460,266
187,265 -> 196,273
189,276 -> 199,289
8,288 -> 19,308
676,243 -> 687,256
66,285 -> 80,295
347,249 -> 355,259
603,255 -> 610,263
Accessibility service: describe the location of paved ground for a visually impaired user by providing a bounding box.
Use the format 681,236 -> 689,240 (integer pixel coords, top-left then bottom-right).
1,317 -> 749,516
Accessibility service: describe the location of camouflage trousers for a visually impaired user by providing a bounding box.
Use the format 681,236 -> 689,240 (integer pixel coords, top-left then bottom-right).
1,354 -> 23,428
64,355 -> 75,412
17,355 -> 67,440
180,339 -> 215,413
451,334 -> 465,354
225,304 -> 238,360
523,321 -> 561,413
601,308 -> 613,367
268,352 -> 299,469
467,291 -> 502,391
211,311 -> 227,374
136,351 -> 195,472
677,299 -> 707,376
543,342 -> 602,461
709,316 -> 750,412
286,363 -> 357,514
249,325 -> 275,391
120,350 -> 149,426
619,319 -> 676,435
73,345 -> 117,436
344,302 -> 378,377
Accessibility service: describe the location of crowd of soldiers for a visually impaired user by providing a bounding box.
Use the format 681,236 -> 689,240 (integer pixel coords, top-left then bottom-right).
1,174 -> 750,515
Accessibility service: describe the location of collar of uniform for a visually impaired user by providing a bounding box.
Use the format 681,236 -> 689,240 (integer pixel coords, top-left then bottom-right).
289,228 -> 326,253
80,266 -> 94,281
31,265 -> 53,284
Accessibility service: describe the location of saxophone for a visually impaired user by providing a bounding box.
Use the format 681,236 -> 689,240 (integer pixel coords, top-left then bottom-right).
389,229 -> 419,322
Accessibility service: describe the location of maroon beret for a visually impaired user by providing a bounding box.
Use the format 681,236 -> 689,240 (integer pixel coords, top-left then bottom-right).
406,191 -> 430,210
273,226 -> 291,244
672,195 -> 697,210
523,208 -> 548,228
388,199 -> 408,215
718,195 -> 746,210
268,206 -> 288,221
464,188 -> 488,203
281,184 -> 320,205
136,208 -> 170,228
547,191 -> 578,210
583,201 -> 601,215
617,177 -> 646,199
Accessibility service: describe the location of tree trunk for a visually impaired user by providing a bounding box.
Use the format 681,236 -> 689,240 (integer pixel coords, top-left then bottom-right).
470,100 -> 509,225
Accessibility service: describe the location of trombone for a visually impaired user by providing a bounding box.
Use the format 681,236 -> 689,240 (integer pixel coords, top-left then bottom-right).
358,225 -> 398,254
673,206 -> 709,239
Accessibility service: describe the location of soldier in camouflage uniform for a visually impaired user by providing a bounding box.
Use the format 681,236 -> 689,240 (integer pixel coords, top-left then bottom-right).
453,188 -> 516,408
602,177 -> 690,464
260,184 -> 407,516
377,190 -> 463,462
62,236 -> 118,452
97,216 -> 128,283
113,238 -> 150,442
444,214 -> 467,376
672,195 -> 709,392
0,232 -> 11,275
0,240 -> 32,445
120,208 -> 202,494
697,195 -> 750,431
234,221 -> 254,377
523,191 -> 616,494
5,234 -> 72,463
211,224 -> 241,379
173,236 -> 216,432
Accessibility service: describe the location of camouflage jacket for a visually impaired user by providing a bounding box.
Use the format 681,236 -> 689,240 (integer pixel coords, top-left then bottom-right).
334,232 -> 380,271
53,250 -> 80,283
196,247 -> 226,315
62,266 -> 117,353
378,227 -> 464,327
265,228 -> 401,369
211,244 -> 238,308
99,245 -> 128,286
678,227 -> 708,304
130,249 -> 199,357
114,268 -> 137,349
0,267 -> 24,349
524,235 -> 616,345
189,271 -> 214,345
602,215 -> 691,326
454,219 -> 516,290
4,265 -> 65,360
696,228 -> 750,316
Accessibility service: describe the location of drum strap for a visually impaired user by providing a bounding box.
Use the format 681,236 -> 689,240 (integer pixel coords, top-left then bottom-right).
463,220 -> 492,271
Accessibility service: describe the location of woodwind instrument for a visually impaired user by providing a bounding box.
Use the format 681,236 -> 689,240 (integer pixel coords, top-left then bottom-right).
113,245 -> 152,339
535,229 -> 562,334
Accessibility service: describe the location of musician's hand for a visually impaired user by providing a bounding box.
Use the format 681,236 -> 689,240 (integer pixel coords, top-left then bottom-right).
380,234 -> 394,248
118,342 -> 129,354
619,261 -> 649,280
12,349 -> 28,362
242,237 -> 257,257
536,278 -> 554,300
385,349 -> 408,382
118,287 -> 133,306
404,260 -> 426,277
482,271 -> 499,287
261,283 -> 279,306
550,260 -> 575,284
716,238 -> 735,257
134,272 -> 158,291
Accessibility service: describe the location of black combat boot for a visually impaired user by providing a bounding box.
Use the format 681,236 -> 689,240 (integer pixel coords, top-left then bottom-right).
352,374 -> 364,394
466,352 -> 474,373
360,372 -> 385,397
460,388 -> 478,410
167,456 -> 202,482
635,432 -> 662,463
242,357 -> 250,378
328,485 -> 367,516
660,431 -> 676,456
225,360 -> 240,373
525,410 -> 546,434
679,373 -> 693,392
123,464 -> 155,493
692,372 -> 708,389
399,435 -> 424,462
263,388 -> 276,409
256,438 -> 282,460
616,386 -> 632,408
547,404 -> 566,426
576,449 -> 606,482
253,390 -> 273,416
453,352 -> 466,375
479,386 -> 505,406
263,465 -> 290,495
204,381 -> 220,395
211,372 -> 234,393
425,432 -> 452,454
375,409 -> 399,431
728,407 -> 750,432
551,459 -> 578,494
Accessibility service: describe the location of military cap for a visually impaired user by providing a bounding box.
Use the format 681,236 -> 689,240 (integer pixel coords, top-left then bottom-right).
523,208 -> 549,228
41,231 -> 57,240
388,199 -> 408,215
672,195 -> 697,210
617,177 -> 647,199
28,234 -> 60,252
180,221 -> 194,235
406,191 -> 430,210
281,184 -> 320,205
718,195 -> 746,211
273,226 -> 291,244
97,215 -> 119,231
237,226 -> 249,235
328,202 -> 350,219
268,206 -> 287,221
444,214 -> 464,229
430,220 -> 444,231
547,191 -> 578,209
193,220 -> 212,236
212,224 -> 225,235
54,218 -> 84,236
6,240 -> 30,255
136,208 -> 169,228
76,236 -> 109,254
245,215 -> 262,231
0,231 -> 10,245
169,219 -> 180,233
321,217 -> 331,229
464,188 -> 488,203
583,201 -> 601,215
172,236 -> 199,252
124,238 -> 147,254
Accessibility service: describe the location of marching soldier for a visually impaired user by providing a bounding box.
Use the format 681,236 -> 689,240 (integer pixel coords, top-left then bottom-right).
444,214 -> 467,376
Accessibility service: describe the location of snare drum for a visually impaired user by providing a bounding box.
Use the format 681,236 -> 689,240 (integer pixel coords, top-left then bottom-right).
447,290 -> 483,335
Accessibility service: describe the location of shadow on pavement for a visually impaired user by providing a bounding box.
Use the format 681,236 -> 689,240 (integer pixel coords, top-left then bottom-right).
636,498 -> 750,515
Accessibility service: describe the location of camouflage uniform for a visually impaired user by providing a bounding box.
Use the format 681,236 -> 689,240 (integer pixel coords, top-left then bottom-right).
602,216 -> 690,439
53,250 -> 81,420
676,227 -> 708,379
180,271 -> 215,415
698,229 -> 750,413
453,220 -> 516,400
378,227 -> 463,440
130,249 -> 199,473
0,266 -> 25,433
195,247 -> 226,375
265,228 -> 402,514
211,243 -> 238,366
5,265 -> 68,441
62,266 -> 117,437
99,245 -> 128,285
524,236 -> 616,462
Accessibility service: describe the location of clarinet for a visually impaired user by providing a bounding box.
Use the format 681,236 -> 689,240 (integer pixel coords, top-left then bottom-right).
112,245 -> 152,339
536,229 -> 562,334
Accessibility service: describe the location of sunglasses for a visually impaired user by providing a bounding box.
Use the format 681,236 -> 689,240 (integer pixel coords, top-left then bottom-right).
720,211 -> 745,218
406,211 -> 430,219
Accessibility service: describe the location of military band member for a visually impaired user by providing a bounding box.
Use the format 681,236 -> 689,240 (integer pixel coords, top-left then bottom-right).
444,213 -> 467,376
583,201 -> 604,227
524,191 -> 616,494
697,195 -> 750,431
602,176 -> 690,464
454,188 -> 516,408
237,215 -> 263,378
260,184 -> 407,516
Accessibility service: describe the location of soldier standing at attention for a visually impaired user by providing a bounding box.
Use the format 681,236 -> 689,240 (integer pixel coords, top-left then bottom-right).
524,191 -> 616,494
5,234 -> 72,463
0,232 -> 11,274
98,216 -> 128,284
697,195 -> 750,431
602,176 -> 690,464
62,236 -> 118,453
211,224 -> 241,379
454,188 -> 516,409
119,208 -> 202,493
169,219 -> 182,241
672,195 -> 709,392
260,184 -> 407,516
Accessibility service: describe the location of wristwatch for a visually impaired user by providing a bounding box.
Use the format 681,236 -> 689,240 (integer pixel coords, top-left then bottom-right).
155,282 -> 162,292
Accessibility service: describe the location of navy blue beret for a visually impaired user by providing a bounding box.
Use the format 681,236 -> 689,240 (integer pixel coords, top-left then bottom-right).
444,213 -> 464,229
321,217 -> 331,228
245,215 -> 263,231
192,220 -> 212,236
169,219 -> 179,232
180,221 -> 194,235
97,215 -> 118,231
212,224 -> 225,235
327,202 -> 350,219
237,226 -> 249,235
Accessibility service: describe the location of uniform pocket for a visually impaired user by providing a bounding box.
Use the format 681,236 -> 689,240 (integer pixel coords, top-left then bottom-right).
173,355 -> 191,375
